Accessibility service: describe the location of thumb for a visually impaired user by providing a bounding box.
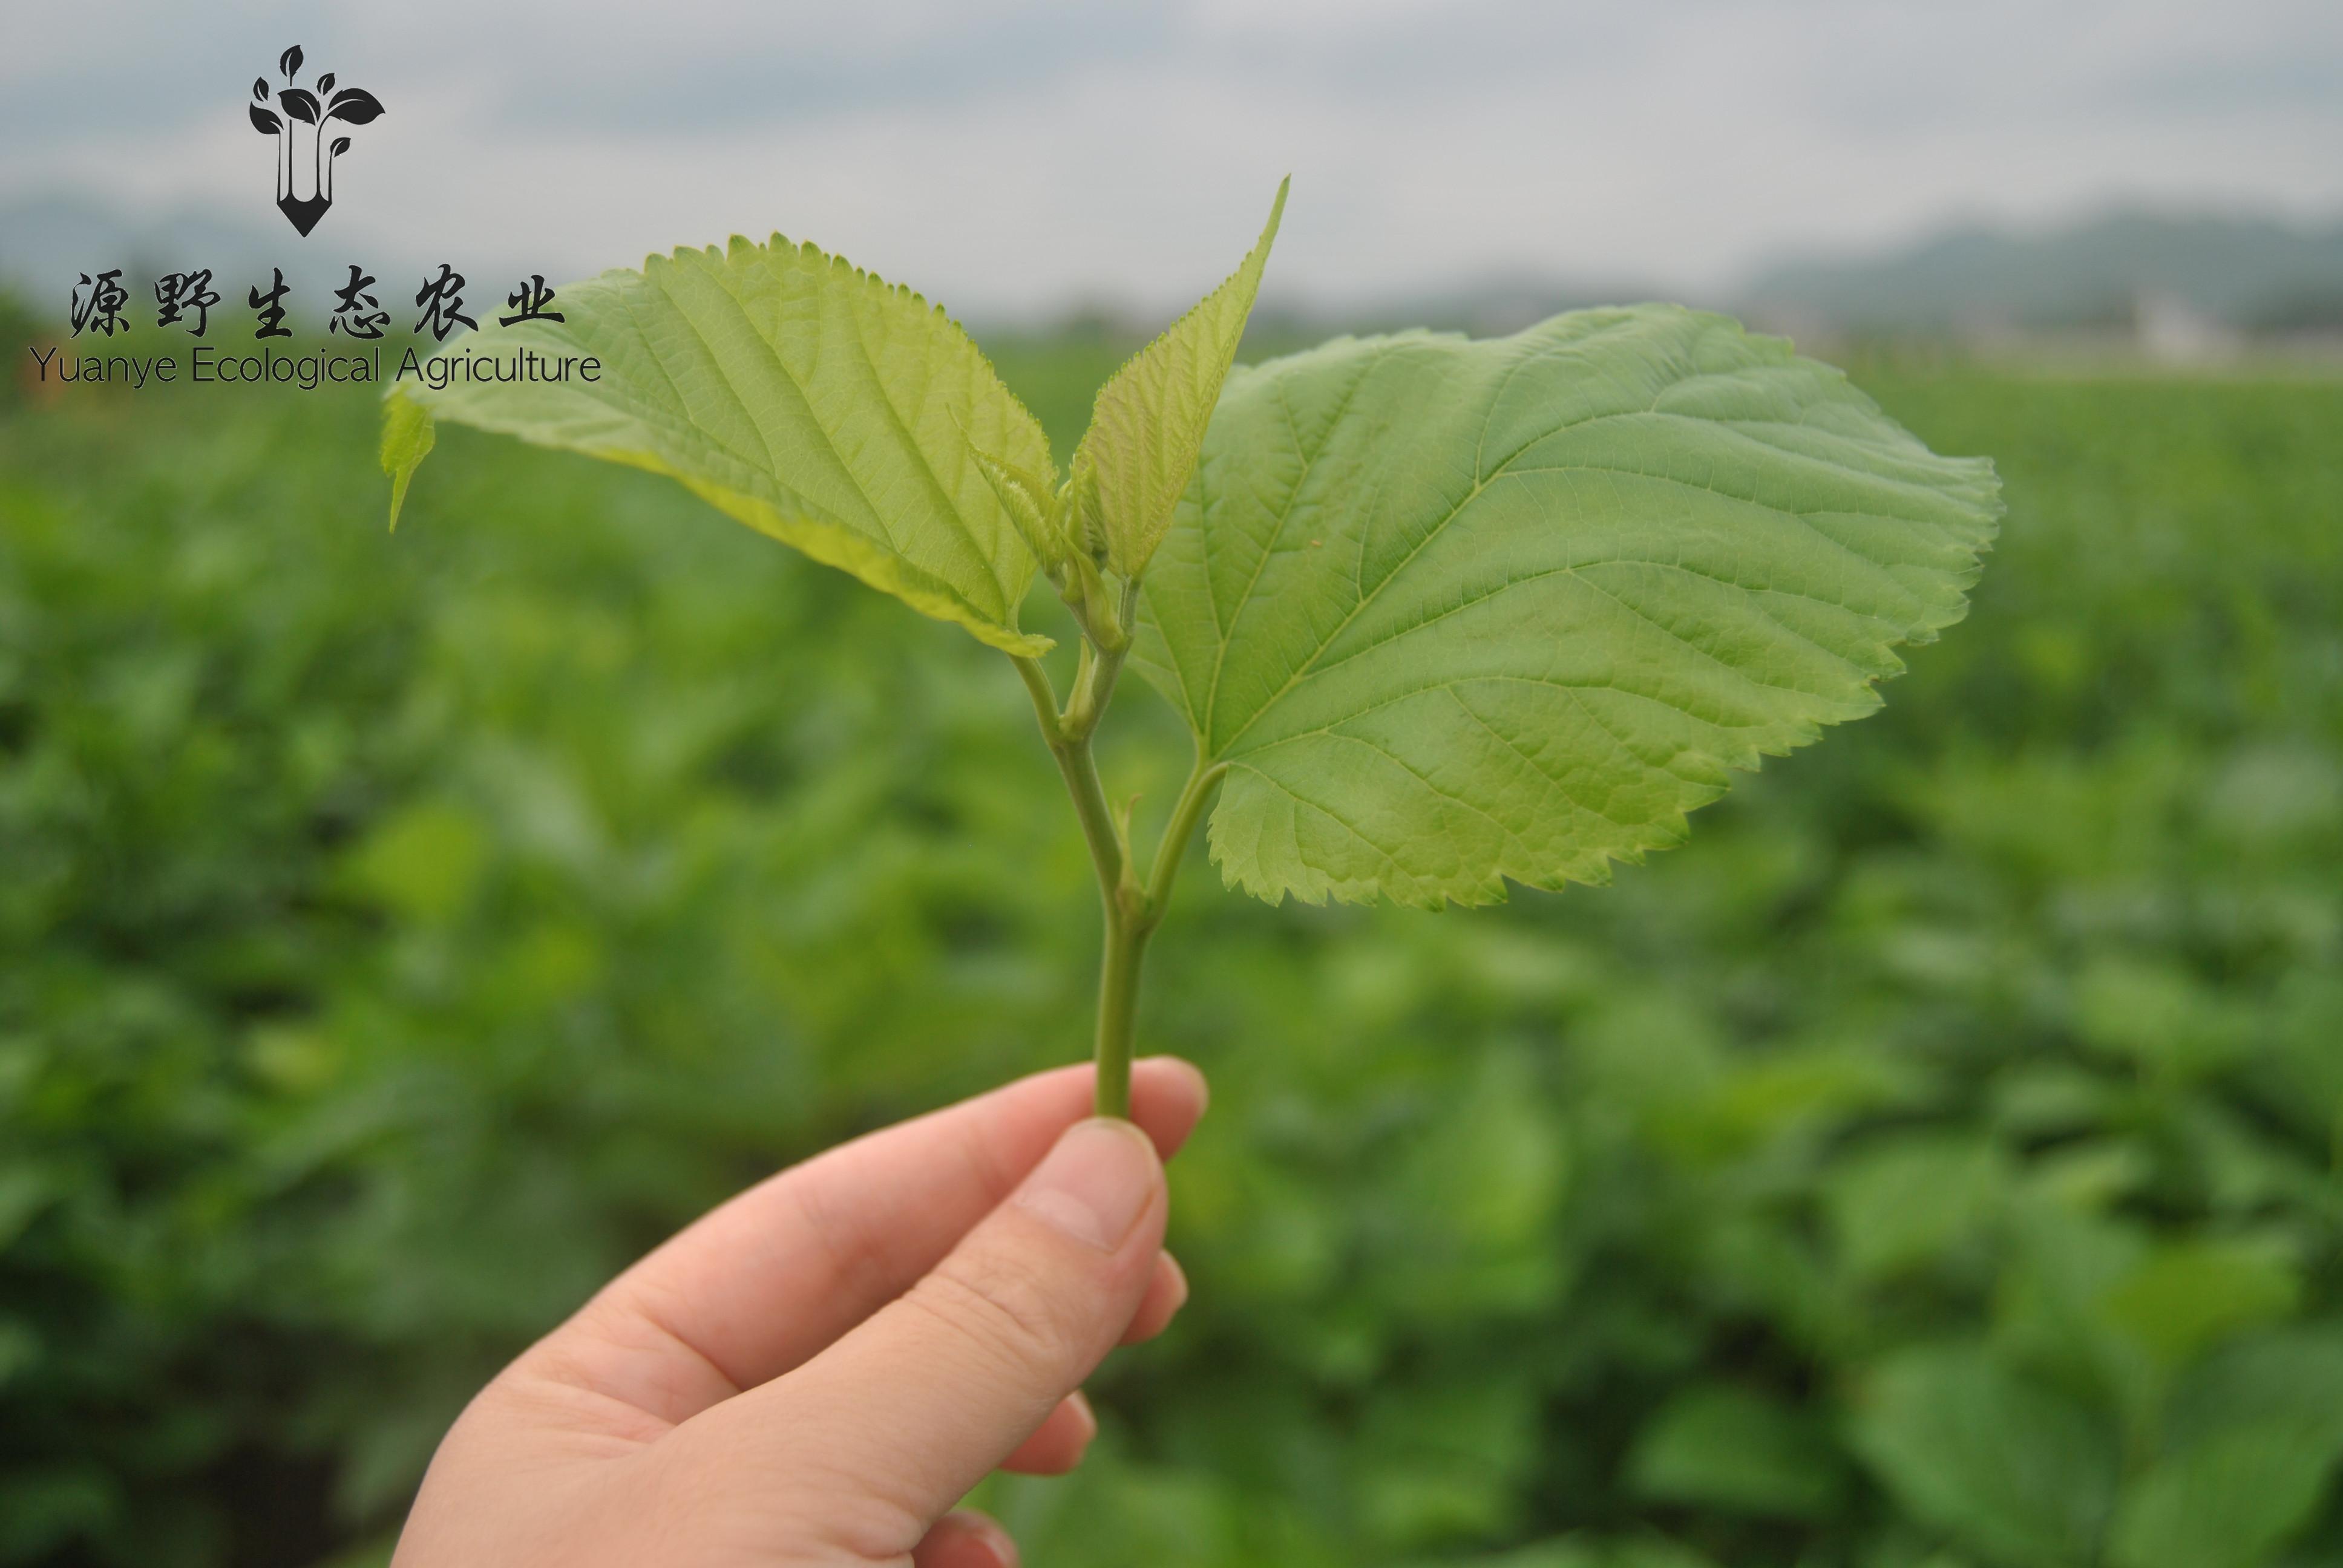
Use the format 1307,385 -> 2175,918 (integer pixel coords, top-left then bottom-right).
673,1118 -> 1167,1549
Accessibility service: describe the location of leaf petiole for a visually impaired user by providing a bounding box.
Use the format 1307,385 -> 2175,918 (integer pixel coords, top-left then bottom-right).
1144,756 -> 1228,918
1013,635 -> 1225,1119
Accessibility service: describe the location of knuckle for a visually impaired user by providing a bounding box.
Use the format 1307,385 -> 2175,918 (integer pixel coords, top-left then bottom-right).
909,1250 -> 1087,1380
643,1426 -> 915,1566
790,1170 -> 898,1309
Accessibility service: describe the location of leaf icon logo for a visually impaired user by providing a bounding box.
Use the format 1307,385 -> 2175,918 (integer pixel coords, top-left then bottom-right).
249,45 -> 384,236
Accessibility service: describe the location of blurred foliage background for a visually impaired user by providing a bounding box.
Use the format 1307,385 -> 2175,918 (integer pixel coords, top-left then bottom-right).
2,299 -> 2341,1568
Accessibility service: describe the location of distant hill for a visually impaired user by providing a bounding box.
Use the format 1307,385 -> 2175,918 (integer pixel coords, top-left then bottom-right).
1250,212 -> 2343,348
1,194 -> 306,319
0,192 -> 500,335
1745,210 -> 2343,335
1258,269 -> 1719,341
10,192 -> 2340,347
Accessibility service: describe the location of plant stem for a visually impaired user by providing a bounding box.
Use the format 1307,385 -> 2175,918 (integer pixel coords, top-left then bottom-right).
1147,757 -> 1229,913
1014,651 -> 1228,1119
1015,654 -> 1124,903
1093,904 -> 1145,1118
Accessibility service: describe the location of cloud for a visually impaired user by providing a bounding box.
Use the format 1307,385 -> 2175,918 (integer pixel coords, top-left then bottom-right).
2,0 -> 2337,316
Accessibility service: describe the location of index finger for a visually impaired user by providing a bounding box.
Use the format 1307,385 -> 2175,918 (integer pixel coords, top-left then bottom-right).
518,1056 -> 1207,1425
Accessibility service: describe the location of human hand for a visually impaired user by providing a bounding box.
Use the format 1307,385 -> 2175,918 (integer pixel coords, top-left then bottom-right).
391,1057 -> 1208,1568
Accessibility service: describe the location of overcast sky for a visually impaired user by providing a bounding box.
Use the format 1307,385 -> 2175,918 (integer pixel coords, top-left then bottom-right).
4,0 -> 2339,317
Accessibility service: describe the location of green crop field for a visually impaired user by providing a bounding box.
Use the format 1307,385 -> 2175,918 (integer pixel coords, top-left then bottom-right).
3,315 -> 2340,1567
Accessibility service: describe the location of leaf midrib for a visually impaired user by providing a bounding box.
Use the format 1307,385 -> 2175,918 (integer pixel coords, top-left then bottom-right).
1204,385 -> 1977,761
551,252 -> 1029,628
1236,670 -> 1762,759
1239,544 -> 1869,733
1207,365 -> 1626,758
1198,352 -> 1378,748
720,253 -> 1013,619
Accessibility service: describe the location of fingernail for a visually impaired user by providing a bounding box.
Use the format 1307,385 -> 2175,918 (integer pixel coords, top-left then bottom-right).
1015,1119 -> 1158,1251
1066,1388 -> 1098,1442
1141,1055 -> 1210,1120
1162,1251 -> 1190,1313
943,1509 -> 1020,1568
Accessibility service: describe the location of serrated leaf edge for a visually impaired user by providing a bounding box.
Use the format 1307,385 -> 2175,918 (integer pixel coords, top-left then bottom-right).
1072,178 -> 1288,578
1155,308 -> 2002,909
388,233 -> 1057,656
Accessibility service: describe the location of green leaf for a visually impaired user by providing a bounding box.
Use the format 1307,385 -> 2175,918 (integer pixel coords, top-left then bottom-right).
1626,1386 -> 1848,1520
2109,1423 -> 2339,1568
1850,1343 -> 2118,1568
967,442 -> 1066,571
1825,1132 -> 2006,1280
2098,1236 -> 2300,1369
1072,179 -> 1286,579
380,386 -> 434,531
2116,1333 -> 2343,1566
381,237 -> 1058,656
2164,1325 -> 2343,1455
1356,1376 -> 1540,1546
1415,1536 -> 1726,1568
1134,306 -> 2001,907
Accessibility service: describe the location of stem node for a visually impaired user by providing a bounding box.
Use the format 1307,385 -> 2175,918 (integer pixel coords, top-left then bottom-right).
1012,644 -> 1228,1119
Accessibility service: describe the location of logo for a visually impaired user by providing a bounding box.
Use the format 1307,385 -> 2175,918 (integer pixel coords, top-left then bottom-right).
31,48 -> 590,401
247,45 -> 384,237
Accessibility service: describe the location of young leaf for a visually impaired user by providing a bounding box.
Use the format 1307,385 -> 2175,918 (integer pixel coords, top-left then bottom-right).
382,238 -> 1058,655
2108,1423 -> 2339,1568
252,77 -> 269,101
316,71 -> 336,97
1132,305 -> 2002,907
966,443 -> 1064,569
1824,1132 -> 2005,1279
249,104 -> 281,136
2165,1325 -> 2343,1455
1070,178 -> 1286,580
1626,1386 -> 1848,1521
279,87 -> 321,124
280,44 -> 303,79
2097,1236 -> 2301,1368
381,387 -> 434,532
327,88 -> 385,125
1850,1344 -> 2117,1568
2114,1330 -> 2343,1567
